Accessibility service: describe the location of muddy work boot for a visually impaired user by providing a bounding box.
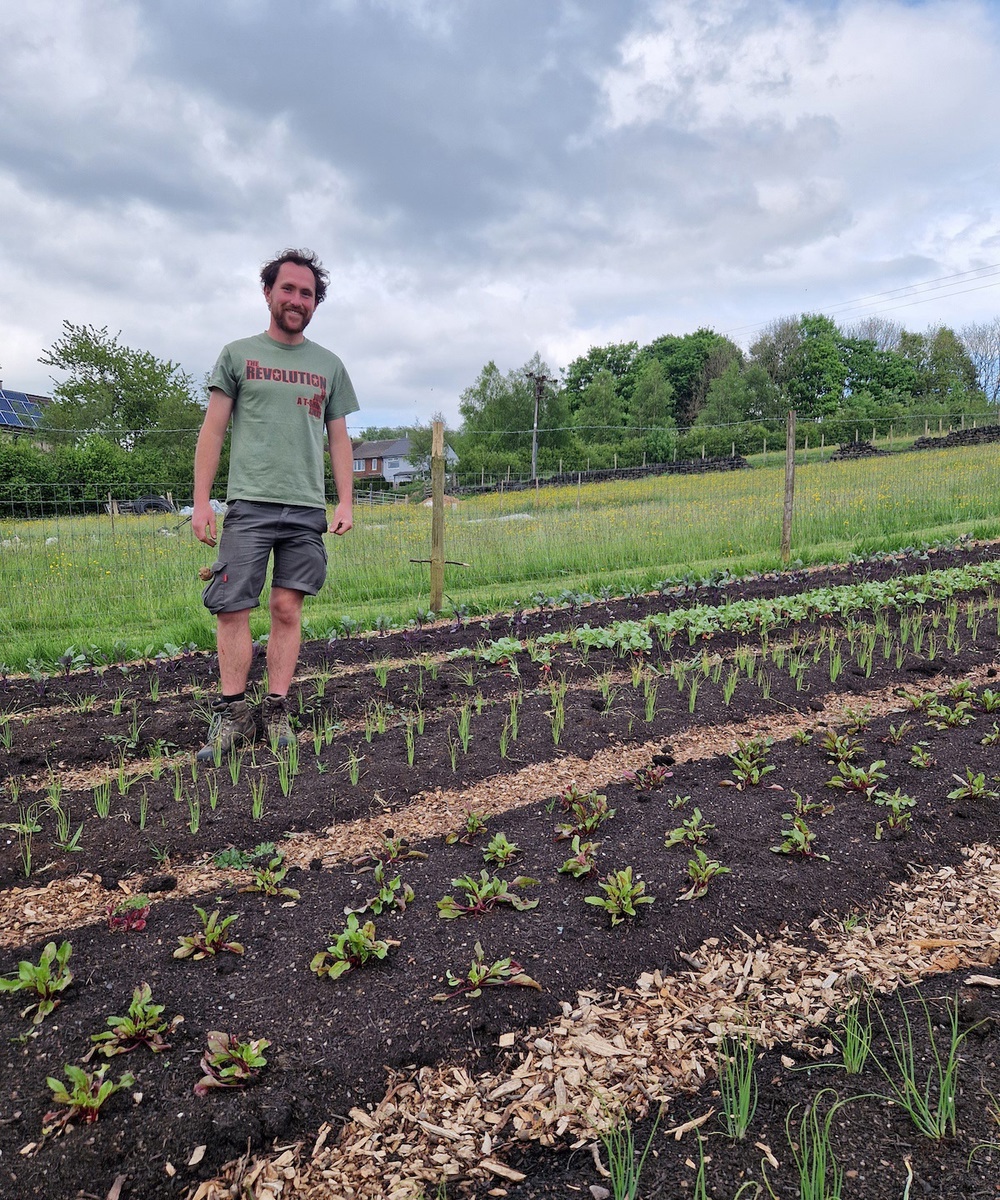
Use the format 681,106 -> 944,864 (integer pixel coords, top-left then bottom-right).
196,698 -> 257,763
261,694 -> 293,752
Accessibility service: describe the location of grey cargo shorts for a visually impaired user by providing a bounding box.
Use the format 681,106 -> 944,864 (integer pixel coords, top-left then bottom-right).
201,500 -> 329,614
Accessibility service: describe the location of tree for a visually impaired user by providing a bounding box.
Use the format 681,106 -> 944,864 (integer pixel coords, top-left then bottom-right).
575,369 -> 625,445
961,317 -> 1000,404
785,314 -> 847,418
628,357 -> 674,429
638,329 -> 741,425
458,354 -> 569,472
561,342 -> 640,410
39,322 -> 204,450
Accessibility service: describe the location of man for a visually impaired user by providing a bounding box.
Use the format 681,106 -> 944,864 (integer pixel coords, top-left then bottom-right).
191,248 -> 359,762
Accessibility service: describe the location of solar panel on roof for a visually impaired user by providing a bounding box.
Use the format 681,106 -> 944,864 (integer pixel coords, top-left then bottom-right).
0,390 -> 43,429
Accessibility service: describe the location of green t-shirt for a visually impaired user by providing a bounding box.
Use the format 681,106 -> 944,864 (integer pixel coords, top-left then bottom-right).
209,332 -> 360,509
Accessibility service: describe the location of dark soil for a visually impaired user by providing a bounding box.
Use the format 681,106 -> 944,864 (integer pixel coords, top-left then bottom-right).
1,545 -> 999,1199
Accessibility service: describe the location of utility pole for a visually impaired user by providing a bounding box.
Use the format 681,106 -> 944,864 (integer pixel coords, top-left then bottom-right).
525,370 -> 556,482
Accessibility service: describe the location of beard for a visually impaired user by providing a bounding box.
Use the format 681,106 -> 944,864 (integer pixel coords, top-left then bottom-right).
273,303 -> 312,335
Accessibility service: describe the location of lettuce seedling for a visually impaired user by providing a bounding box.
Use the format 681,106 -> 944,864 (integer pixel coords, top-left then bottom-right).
173,906 -> 244,959
351,828 -> 427,871
436,870 -> 539,918
239,854 -> 301,899
344,862 -> 414,916
557,835 -> 600,878
585,866 -> 654,925
0,939 -> 73,1025
43,1065 -> 134,1134
213,842 -> 276,870
433,942 -> 542,1001
106,895 -> 151,932
89,982 -> 182,1058
444,810 -> 489,845
310,914 -> 398,980
194,1031 -> 269,1097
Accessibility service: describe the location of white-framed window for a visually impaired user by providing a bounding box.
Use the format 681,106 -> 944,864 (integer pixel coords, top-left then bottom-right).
353,459 -> 363,471
370,458 -> 378,470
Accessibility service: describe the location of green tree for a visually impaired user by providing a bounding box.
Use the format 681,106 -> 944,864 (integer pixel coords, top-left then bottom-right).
785,314 -> 847,418
458,354 -> 568,471
575,369 -> 625,445
639,329 -> 741,424
38,322 -> 204,450
561,342 -> 640,410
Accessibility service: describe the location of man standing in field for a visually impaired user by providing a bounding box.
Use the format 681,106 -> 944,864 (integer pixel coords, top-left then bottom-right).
191,248 -> 359,762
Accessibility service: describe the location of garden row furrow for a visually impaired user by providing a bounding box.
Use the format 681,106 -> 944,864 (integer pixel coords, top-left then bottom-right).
3,660 -> 992,949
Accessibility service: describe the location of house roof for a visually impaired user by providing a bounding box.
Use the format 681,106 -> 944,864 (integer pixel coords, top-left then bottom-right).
352,437 -> 411,458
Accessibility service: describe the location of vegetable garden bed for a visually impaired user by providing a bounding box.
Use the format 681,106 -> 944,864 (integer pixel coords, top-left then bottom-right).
1,543 -> 999,1199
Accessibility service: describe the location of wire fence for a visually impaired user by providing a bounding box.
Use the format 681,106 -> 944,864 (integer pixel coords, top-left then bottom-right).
2,432 -> 1000,671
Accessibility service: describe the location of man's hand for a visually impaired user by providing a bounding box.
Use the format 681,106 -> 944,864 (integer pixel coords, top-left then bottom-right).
329,502 -> 353,536
192,501 -> 218,547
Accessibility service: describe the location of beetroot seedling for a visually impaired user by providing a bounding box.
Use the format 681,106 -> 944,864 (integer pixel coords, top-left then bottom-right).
344,862 -> 414,916
663,808 -> 714,848
771,814 -> 829,860
585,866 -> 654,925
908,742 -> 936,769
554,790 -> 615,840
826,760 -> 887,795
820,730 -> 864,764
173,907 -> 244,959
678,849 -> 731,901
444,810 -> 489,845
437,870 -> 539,918
433,942 -> 542,1001
722,738 -> 774,789
88,982 -> 182,1058
43,1065 -> 134,1134
873,788 -> 917,834
351,828 -> 427,871
239,854 -> 301,900
947,769 -> 998,801
310,914 -> 398,980
483,832 -> 520,866
557,835 -> 600,878
622,764 -> 673,791
0,939 -> 73,1025
194,1031 -> 269,1096
106,895 -> 151,932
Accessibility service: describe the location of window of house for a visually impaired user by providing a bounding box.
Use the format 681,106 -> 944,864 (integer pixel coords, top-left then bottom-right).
370,459 -> 378,470
353,459 -> 363,471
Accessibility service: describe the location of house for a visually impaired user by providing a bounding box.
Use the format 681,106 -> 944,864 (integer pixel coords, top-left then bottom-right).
351,436 -> 458,487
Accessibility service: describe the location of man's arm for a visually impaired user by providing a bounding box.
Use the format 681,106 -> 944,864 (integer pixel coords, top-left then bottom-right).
327,416 -> 354,535
192,388 -> 235,546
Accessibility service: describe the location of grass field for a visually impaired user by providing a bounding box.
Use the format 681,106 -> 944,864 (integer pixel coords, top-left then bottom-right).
2,443 -> 999,670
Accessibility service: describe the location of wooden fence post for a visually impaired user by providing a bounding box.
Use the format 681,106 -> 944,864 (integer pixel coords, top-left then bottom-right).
781,410 -> 796,564
429,420 -> 445,614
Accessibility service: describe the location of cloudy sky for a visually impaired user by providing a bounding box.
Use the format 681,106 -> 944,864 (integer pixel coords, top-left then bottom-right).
2,0 -> 999,429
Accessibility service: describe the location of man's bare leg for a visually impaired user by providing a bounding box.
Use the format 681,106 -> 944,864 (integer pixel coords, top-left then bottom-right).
266,586 -> 305,696
217,609 -> 254,694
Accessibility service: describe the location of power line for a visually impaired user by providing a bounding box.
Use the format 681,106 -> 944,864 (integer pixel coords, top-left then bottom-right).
723,262 -> 1000,338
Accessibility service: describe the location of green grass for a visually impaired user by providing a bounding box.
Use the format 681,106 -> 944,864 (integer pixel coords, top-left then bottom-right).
2,443 -> 1000,670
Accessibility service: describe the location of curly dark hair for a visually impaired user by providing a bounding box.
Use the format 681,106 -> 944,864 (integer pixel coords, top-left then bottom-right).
260,248 -> 329,305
